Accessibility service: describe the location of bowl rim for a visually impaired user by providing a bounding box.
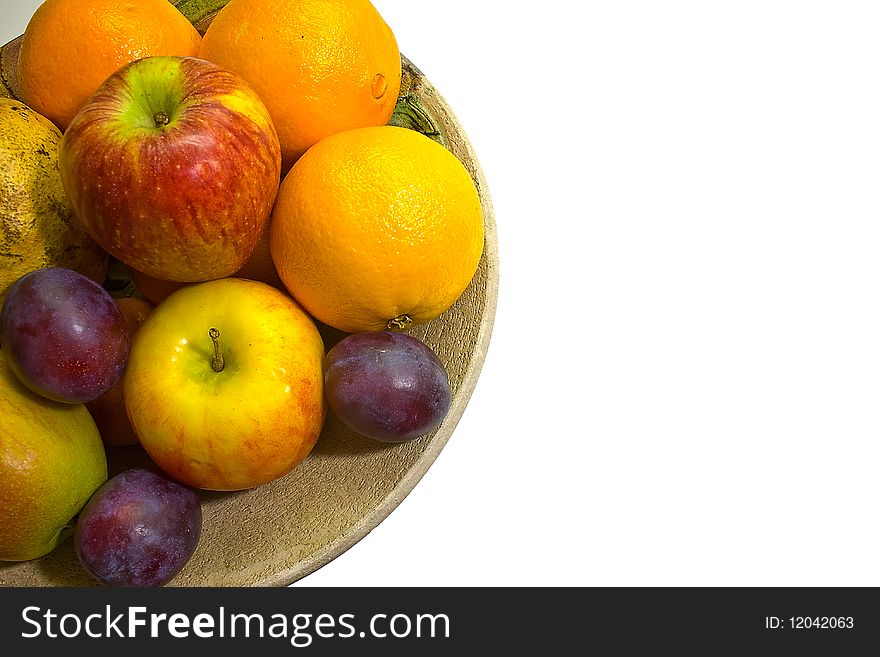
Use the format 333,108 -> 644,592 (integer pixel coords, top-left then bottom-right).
270,71 -> 500,586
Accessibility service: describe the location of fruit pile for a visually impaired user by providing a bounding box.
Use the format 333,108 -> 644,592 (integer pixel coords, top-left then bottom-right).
0,0 -> 484,587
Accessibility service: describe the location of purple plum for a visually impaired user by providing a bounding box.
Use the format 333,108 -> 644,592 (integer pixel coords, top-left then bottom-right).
324,331 -> 452,443
74,468 -> 202,587
1,267 -> 129,403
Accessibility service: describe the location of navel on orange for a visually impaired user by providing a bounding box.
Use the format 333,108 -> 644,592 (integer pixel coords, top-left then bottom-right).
16,0 -> 201,131
269,126 -> 484,334
199,0 -> 401,169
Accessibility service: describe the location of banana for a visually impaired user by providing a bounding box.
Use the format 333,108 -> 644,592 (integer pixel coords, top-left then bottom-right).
0,0 -> 443,143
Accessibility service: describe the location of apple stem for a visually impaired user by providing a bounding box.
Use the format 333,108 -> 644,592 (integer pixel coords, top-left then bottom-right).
209,327 -> 225,373
154,111 -> 170,127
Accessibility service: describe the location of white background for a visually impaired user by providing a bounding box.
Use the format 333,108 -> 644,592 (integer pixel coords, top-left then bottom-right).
3,1 -> 880,587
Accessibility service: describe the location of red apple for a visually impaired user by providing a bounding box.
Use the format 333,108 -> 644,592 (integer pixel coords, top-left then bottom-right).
232,222 -> 285,290
126,223 -> 283,305
58,56 -> 282,283
86,297 -> 154,447
127,267 -> 187,306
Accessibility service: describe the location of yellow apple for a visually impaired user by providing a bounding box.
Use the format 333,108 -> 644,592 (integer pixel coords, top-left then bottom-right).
0,352 -> 107,561
123,277 -> 326,491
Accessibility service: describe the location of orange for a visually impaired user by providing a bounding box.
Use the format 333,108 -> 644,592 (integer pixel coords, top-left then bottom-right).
200,0 -> 401,169
269,126 -> 484,333
17,0 -> 201,131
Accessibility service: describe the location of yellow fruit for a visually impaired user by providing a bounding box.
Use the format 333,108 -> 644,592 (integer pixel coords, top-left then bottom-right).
17,0 -> 202,131
0,98 -> 106,306
0,353 -> 107,561
199,0 -> 401,169
124,278 -> 326,491
270,126 -> 484,333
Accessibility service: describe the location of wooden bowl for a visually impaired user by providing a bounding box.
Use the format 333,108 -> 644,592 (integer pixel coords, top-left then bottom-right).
0,8 -> 498,586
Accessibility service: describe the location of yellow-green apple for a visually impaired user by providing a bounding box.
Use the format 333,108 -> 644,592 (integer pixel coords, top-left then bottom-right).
58,56 -> 282,283
0,352 -> 107,561
124,277 -> 326,491
86,297 -> 154,446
